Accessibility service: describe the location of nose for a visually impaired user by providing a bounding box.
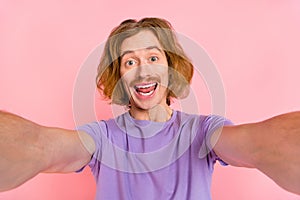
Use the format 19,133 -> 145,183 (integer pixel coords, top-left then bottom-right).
136,59 -> 153,79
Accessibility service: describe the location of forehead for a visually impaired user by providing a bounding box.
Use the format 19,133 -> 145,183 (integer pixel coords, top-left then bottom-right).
120,30 -> 163,54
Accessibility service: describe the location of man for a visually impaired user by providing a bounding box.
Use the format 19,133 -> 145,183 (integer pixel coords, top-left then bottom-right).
0,18 -> 299,199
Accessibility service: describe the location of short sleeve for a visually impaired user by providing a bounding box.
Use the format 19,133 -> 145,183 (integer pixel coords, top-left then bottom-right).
75,121 -> 107,173
199,115 -> 233,166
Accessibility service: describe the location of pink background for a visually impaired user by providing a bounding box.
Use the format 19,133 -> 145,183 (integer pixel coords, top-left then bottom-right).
1,0 -> 300,199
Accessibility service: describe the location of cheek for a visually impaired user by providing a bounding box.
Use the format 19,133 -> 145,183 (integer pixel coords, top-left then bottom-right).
120,66 -> 126,77
120,65 -> 130,80
120,78 -> 131,97
160,69 -> 169,87
121,76 -> 131,87
120,70 -> 135,87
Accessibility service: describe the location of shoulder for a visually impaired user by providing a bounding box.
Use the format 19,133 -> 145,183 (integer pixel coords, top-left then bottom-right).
175,111 -> 232,129
76,113 -> 126,132
75,113 -> 130,140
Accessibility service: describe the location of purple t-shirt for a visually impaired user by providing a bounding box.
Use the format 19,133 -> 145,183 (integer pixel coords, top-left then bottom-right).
77,110 -> 232,199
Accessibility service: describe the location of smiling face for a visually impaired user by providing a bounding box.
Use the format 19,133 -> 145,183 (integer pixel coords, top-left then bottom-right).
119,30 -> 170,115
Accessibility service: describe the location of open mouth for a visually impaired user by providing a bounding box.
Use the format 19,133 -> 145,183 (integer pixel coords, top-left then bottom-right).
134,82 -> 158,96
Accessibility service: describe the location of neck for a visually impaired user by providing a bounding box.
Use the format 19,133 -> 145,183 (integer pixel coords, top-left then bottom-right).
129,105 -> 173,122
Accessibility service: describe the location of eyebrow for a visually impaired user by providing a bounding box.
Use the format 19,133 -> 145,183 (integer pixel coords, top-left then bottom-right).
120,46 -> 164,59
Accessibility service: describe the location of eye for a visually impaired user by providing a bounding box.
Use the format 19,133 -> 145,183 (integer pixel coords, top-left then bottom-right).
126,59 -> 136,66
149,56 -> 158,62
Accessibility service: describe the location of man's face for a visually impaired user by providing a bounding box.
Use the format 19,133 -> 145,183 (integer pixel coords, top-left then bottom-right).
119,30 -> 169,111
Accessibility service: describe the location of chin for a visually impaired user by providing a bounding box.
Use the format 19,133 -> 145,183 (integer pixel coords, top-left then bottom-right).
131,98 -> 167,111
131,102 -> 157,111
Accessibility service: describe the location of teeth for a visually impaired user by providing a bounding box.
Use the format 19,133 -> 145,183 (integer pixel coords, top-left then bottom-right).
135,82 -> 157,89
138,90 -> 155,96
134,82 -> 157,97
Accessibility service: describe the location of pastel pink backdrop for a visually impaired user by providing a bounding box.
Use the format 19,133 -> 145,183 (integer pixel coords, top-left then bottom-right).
1,1 -> 300,200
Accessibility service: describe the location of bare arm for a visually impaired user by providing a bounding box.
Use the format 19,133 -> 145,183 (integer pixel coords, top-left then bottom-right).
0,111 -> 95,191
212,111 -> 300,195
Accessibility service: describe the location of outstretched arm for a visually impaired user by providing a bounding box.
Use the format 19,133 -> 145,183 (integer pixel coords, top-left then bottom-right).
0,111 -> 95,192
212,111 -> 300,195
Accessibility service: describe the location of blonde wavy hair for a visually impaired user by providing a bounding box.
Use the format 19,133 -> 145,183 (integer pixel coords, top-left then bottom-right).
96,17 -> 194,106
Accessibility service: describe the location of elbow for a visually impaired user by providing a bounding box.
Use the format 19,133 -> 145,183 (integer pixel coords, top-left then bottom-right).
260,168 -> 300,196
288,187 -> 300,196
0,186 -> 17,193
0,179 -> 24,192
0,168 -> 40,192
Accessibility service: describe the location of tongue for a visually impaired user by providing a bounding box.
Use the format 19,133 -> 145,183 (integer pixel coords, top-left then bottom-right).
136,86 -> 156,93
